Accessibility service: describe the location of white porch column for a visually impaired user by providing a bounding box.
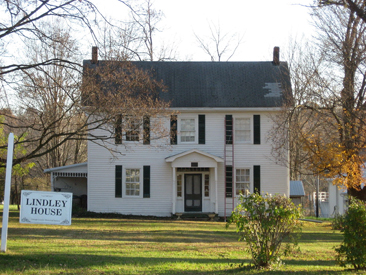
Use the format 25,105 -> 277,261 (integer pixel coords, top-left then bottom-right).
172,167 -> 176,214
215,164 -> 218,214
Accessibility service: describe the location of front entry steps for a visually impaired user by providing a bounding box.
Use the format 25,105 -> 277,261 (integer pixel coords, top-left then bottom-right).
173,212 -> 218,221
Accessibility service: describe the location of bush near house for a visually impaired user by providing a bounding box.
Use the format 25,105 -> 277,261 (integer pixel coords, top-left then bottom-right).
226,192 -> 303,269
335,198 -> 366,270
331,212 -> 345,230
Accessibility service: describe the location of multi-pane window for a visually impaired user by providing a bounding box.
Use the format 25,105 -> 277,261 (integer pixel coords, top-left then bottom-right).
235,118 -> 251,142
126,117 -> 140,141
181,118 -> 195,142
177,174 -> 182,197
204,174 -> 210,197
236,168 -> 250,195
126,169 -> 140,196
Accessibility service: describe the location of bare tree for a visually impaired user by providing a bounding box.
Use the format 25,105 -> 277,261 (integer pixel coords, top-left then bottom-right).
194,21 -> 244,61
0,1 -> 105,78
271,3 -> 366,201
17,21 -> 87,169
0,1 -> 171,169
96,18 -> 139,61
318,0 -> 366,23
0,1 -> 102,164
113,0 -> 177,61
93,0 -> 177,62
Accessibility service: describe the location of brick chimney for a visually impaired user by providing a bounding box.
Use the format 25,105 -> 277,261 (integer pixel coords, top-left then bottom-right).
273,46 -> 280,65
91,46 -> 98,64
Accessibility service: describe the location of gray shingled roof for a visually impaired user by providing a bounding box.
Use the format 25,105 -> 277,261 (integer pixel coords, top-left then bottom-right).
290,181 -> 305,197
83,60 -> 292,108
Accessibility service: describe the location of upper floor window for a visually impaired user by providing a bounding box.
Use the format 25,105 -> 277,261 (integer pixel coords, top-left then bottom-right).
126,116 -> 140,142
235,117 -> 251,142
114,115 -> 150,144
180,118 -> 196,143
236,168 -> 250,196
171,115 -> 205,145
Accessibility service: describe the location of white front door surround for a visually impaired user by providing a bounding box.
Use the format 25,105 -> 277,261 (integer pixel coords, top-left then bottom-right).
165,149 -> 223,214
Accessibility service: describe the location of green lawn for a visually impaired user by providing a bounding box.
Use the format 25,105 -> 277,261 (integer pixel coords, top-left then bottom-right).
0,206 -> 364,274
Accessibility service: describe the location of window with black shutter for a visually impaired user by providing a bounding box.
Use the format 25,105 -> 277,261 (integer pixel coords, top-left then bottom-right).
198,114 -> 205,144
254,165 -> 261,194
225,115 -> 233,145
115,115 -> 122,144
170,115 -> 177,145
225,165 -> 233,197
143,166 -> 150,198
115,165 -> 122,197
143,115 -> 150,145
253,115 -> 261,144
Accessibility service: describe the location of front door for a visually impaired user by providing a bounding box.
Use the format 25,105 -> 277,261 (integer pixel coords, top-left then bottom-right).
184,174 -> 202,212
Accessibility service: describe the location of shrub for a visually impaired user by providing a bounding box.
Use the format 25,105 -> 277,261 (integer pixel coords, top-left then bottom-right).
335,198 -> 366,270
226,193 -> 302,269
331,213 -> 345,230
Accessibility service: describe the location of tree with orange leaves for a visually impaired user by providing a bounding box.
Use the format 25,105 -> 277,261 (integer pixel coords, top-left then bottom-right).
271,3 -> 366,201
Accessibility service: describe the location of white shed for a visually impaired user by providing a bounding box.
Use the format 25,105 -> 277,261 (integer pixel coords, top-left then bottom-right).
44,163 -> 88,207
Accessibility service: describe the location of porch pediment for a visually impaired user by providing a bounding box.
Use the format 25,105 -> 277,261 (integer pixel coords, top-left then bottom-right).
165,149 -> 223,168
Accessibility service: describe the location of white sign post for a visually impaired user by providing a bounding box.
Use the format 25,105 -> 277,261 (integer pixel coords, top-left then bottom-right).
20,191 -> 72,225
1,133 -> 14,253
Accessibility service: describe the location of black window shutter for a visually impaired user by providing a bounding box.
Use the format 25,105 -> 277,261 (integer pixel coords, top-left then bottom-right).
198,114 -> 205,144
143,115 -> 150,145
225,165 -> 233,198
115,165 -> 122,198
170,115 -> 177,145
143,166 -> 151,198
115,114 -> 122,144
254,115 -> 261,144
225,115 -> 233,145
254,165 -> 261,194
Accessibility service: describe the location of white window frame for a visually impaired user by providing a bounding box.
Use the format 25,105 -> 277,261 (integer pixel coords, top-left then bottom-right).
234,116 -> 252,143
124,167 -> 142,197
235,168 -> 251,196
178,116 -> 198,144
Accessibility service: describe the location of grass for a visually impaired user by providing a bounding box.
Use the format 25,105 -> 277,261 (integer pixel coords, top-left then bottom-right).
0,205 -> 365,274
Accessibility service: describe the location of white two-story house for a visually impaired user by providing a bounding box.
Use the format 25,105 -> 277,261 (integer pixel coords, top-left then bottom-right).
45,47 -> 292,218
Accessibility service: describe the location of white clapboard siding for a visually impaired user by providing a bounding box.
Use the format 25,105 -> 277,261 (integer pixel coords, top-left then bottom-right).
88,111 -> 289,217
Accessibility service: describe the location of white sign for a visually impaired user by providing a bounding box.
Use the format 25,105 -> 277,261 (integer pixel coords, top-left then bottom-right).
20,190 -> 72,225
